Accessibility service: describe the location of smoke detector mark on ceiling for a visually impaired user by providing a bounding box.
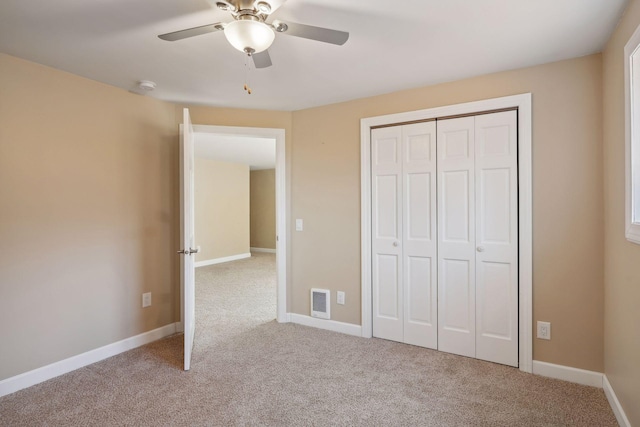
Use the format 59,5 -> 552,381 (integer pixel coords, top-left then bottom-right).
137,80 -> 156,92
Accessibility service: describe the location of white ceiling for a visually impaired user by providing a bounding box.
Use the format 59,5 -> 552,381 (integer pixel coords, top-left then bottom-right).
0,0 -> 628,111
195,133 -> 276,170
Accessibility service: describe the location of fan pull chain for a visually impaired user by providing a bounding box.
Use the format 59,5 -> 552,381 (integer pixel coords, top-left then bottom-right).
243,52 -> 252,95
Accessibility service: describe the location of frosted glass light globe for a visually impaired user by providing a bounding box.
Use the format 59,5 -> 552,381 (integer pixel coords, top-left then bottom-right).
224,20 -> 275,53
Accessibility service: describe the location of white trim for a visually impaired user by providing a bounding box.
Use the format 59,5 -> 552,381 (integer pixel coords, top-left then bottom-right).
0,323 -> 177,398
360,94 -> 533,373
603,375 -> 632,427
624,23 -> 640,244
250,247 -> 277,253
531,361 -> 603,388
289,313 -> 363,337
191,125 -> 288,323
275,125 -> 288,323
194,252 -> 251,267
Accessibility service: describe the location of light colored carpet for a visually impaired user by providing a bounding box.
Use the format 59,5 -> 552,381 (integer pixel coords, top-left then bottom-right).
0,252 -> 618,426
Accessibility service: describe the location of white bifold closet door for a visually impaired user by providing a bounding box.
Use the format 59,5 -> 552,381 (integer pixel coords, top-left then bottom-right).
437,111 -> 518,367
371,121 -> 438,349
371,110 -> 518,367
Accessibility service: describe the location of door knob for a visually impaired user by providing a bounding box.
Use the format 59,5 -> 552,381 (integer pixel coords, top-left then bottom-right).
393,241 -> 399,247
178,246 -> 200,255
476,246 -> 485,252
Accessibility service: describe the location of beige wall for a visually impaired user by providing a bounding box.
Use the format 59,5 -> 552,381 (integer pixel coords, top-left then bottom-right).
0,53 -> 178,380
0,46 -> 614,384
0,54 -> 293,382
603,0 -> 640,423
291,54 -> 605,372
195,158 -> 250,261
250,169 -> 276,249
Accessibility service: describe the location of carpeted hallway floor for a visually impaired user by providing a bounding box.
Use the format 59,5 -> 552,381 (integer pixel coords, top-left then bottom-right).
0,252 -> 618,426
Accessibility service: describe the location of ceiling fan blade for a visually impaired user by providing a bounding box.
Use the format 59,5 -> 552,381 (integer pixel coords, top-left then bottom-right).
252,50 -> 272,69
275,21 -> 349,45
158,23 -> 224,42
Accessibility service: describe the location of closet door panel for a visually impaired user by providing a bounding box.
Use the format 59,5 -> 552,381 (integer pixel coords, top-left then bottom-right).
375,175 -> 399,239
406,173 -> 431,240
442,259 -> 472,320
477,261 -> 512,335
371,127 -> 403,342
437,117 -> 476,358
402,122 -> 437,348
442,170 -> 471,242
406,256 -> 433,323
475,111 -> 518,367
375,254 -> 400,318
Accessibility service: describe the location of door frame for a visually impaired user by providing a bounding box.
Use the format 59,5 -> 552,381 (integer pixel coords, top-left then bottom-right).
183,124 -> 288,324
360,93 -> 533,373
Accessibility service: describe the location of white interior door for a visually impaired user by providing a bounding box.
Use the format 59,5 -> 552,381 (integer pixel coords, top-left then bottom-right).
474,111 -> 518,367
437,116 -> 476,358
371,122 -> 437,349
402,122 -> 437,349
180,108 -> 196,371
371,126 -> 403,342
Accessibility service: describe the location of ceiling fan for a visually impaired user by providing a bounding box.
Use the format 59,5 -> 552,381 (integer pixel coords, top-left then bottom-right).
158,0 -> 349,69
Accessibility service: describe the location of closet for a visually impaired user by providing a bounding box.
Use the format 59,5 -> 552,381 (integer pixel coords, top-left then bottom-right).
371,110 -> 518,367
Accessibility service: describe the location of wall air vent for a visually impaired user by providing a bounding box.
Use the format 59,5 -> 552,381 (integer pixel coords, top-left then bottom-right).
310,288 -> 330,320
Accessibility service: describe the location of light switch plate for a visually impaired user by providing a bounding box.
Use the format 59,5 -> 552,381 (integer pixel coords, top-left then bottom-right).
295,219 -> 303,231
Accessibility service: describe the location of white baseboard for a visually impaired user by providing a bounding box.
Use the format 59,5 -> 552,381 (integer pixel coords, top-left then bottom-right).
0,323 -> 177,398
532,360 -> 603,388
195,252 -> 251,267
277,313 -> 290,324
250,247 -> 276,253
288,313 -> 362,337
603,375 -> 632,427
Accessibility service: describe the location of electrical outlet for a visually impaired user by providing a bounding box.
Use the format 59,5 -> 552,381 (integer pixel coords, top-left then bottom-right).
142,292 -> 152,308
337,291 -> 345,305
537,321 -> 551,340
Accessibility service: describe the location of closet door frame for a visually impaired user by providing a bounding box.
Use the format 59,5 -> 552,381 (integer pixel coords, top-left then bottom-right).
360,93 -> 533,374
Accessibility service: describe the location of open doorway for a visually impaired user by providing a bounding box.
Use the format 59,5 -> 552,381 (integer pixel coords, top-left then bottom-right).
181,123 -> 287,367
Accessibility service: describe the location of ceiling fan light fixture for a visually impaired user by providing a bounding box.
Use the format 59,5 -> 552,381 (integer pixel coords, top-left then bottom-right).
215,1 -> 235,12
224,20 -> 275,54
255,1 -> 271,14
273,22 -> 288,33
